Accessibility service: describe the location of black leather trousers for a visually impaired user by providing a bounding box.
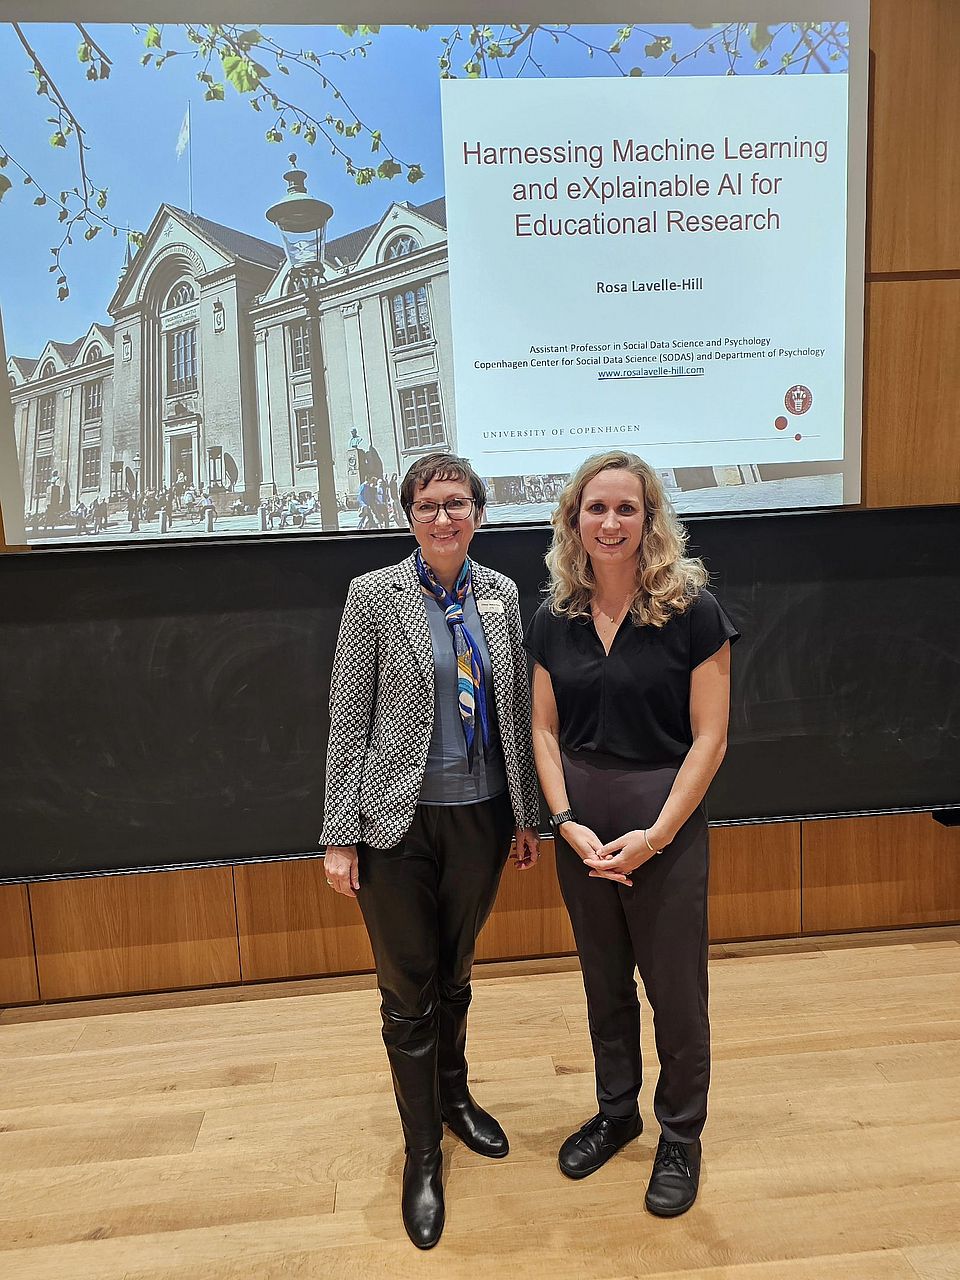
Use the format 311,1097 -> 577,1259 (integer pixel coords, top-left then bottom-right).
357,793 -> 514,1151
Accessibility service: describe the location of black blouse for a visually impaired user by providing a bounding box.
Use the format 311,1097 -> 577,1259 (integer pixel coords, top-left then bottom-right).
525,589 -> 740,764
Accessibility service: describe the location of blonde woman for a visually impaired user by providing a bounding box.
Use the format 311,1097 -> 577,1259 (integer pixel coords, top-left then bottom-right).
527,451 -> 739,1217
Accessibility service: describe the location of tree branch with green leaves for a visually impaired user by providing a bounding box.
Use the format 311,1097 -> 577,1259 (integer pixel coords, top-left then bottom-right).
136,23 -> 423,186
0,19 -> 849,305
0,22 -> 128,301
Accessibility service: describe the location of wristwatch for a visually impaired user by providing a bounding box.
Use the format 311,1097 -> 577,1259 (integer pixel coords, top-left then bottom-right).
549,808 -> 577,829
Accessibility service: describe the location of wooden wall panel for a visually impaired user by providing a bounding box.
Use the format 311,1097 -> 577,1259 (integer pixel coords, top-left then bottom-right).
869,0 -> 960,273
863,279 -> 960,507
6,809 -> 960,1003
477,822 -> 803,960
477,840 -> 575,961
708,822 -> 802,942
29,867 -> 240,1000
238,844 -> 576,980
235,858 -> 373,982
803,813 -> 960,933
0,883 -> 39,1005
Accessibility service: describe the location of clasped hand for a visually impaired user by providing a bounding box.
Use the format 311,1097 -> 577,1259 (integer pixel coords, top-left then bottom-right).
563,823 -> 662,887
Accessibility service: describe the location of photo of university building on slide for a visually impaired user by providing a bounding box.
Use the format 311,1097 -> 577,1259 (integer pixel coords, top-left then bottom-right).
6,189 -> 455,540
6,185 -> 841,544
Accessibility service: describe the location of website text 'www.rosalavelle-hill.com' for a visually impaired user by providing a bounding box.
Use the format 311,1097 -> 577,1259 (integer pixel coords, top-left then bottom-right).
598,365 -> 706,380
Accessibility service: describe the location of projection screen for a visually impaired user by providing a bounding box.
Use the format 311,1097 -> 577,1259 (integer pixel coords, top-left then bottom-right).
0,1 -> 869,547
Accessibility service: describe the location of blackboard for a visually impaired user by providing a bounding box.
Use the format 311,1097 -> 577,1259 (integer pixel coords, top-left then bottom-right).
1,504 -> 957,883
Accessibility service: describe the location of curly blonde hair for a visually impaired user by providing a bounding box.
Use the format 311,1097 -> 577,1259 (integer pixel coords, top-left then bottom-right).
545,451 -> 707,628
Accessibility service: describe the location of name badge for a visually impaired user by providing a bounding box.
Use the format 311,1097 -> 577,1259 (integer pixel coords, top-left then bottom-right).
477,599 -> 505,615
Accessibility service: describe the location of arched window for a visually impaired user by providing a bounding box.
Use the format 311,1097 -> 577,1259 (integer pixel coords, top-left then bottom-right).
84,344 -> 102,364
383,233 -> 420,260
40,359 -> 56,379
165,281 -> 196,309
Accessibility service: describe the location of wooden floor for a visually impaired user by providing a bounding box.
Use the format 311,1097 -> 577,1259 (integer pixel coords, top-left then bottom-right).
1,929 -> 959,1280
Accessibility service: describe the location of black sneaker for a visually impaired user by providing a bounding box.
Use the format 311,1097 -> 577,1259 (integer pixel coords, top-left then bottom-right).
644,1136 -> 702,1217
558,1110 -> 642,1180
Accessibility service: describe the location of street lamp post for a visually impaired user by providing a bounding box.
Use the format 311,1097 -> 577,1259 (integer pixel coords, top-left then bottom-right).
130,452 -> 141,533
266,156 -> 339,532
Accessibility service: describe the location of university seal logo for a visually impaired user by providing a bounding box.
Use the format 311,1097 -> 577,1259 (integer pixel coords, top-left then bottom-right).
785,385 -> 813,415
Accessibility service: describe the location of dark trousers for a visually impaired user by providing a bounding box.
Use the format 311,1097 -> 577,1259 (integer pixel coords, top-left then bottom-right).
357,793 -> 514,1152
556,750 -> 711,1145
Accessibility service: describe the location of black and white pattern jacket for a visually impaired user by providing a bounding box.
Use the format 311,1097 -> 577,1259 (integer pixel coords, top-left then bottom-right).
320,551 -> 540,850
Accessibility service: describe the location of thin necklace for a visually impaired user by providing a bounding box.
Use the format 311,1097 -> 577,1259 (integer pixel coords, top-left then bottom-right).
591,596 -> 630,623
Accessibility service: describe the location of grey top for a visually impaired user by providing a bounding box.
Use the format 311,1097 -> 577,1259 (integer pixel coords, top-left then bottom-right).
418,590 -> 508,805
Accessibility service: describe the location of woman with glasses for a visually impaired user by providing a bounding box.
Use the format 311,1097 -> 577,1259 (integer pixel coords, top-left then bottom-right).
321,451 -> 541,1250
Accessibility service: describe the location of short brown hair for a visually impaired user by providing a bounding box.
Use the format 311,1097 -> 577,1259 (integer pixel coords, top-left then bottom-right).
399,452 -> 487,516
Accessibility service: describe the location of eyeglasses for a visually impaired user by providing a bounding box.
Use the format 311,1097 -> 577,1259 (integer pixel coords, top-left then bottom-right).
409,497 -> 477,524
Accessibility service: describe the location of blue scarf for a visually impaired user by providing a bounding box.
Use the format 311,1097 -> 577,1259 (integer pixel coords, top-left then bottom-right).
415,550 -> 491,770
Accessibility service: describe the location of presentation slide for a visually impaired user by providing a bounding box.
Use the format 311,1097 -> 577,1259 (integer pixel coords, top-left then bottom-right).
443,74 -> 847,474
0,8 -> 867,548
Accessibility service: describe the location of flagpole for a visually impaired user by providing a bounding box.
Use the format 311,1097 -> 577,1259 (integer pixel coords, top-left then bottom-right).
187,102 -> 194,214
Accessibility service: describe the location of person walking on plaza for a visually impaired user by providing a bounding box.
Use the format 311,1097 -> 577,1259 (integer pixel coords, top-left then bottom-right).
357,477 -> 379,529
527,450 -> 739,1217
322,452 -> 540,1249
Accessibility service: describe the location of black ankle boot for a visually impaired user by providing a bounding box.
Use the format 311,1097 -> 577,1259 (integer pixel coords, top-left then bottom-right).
441,1092 -> 509,1158
645,1136 -> 701,1217
401,1147 -> 445,1249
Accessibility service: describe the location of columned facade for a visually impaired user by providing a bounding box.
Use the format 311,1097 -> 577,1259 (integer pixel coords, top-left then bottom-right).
7,198 -> 455,528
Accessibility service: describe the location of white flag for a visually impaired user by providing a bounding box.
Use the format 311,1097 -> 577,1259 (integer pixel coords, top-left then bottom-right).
176,107 -> 190,159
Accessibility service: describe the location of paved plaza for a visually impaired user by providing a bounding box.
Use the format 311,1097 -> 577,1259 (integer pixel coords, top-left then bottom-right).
20,475 -> 843,548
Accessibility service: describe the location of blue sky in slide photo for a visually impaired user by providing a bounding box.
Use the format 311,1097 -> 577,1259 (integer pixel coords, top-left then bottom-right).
0,20 -> 848,357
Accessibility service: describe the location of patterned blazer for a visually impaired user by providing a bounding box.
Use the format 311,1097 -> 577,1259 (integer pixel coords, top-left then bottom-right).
320,551 -> 541,850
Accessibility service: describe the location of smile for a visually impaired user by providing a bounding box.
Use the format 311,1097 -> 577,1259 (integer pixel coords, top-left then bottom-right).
597,536 -> 626,545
